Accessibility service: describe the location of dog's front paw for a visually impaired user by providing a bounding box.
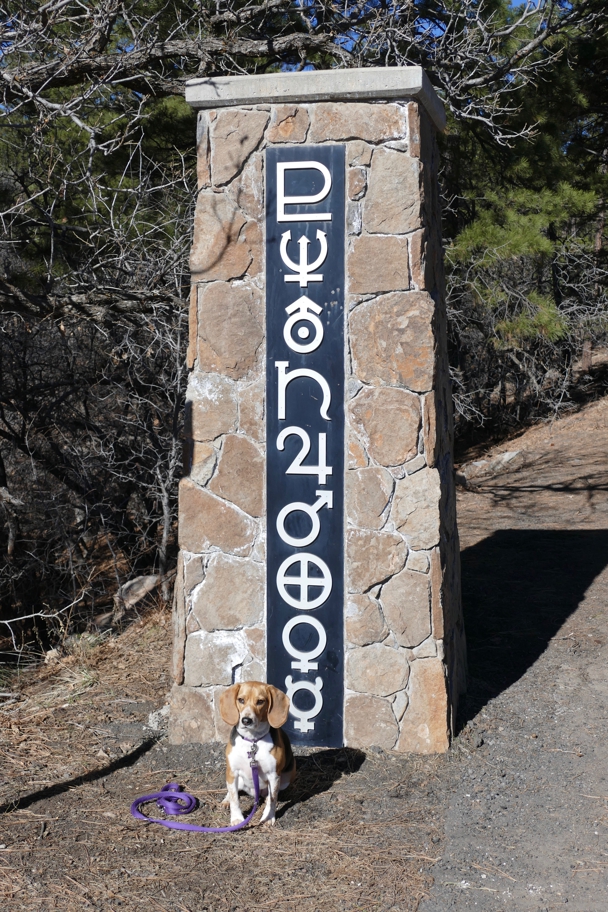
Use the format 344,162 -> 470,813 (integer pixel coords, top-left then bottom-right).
230,812 -> 245,826
260,808 -> 276,826
221,793 -> 230,808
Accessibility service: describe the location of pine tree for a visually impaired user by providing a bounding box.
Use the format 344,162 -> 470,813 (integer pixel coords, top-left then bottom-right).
442,14 -> 608,432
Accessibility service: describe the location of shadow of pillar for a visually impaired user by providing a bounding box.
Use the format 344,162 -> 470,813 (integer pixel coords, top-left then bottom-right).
458,528 -> 608,727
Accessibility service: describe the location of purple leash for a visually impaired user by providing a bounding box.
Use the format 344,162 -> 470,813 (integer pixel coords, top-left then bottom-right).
130,742 -> 261,833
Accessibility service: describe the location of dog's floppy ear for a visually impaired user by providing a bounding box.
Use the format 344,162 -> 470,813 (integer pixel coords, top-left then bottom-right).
219,683 -> 241,726
267,685 -> 290,728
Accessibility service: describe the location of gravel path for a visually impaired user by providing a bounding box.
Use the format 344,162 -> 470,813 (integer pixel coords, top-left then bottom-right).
421,397 -> 608,911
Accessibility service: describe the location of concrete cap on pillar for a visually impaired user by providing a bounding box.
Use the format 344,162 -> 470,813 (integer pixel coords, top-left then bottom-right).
185,66 -> 446,132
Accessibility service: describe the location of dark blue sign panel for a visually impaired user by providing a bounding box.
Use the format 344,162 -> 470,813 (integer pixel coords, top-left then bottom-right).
266,145 -> 345,747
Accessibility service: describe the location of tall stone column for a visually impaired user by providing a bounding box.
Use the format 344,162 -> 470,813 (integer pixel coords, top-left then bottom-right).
171,67 -> 466,753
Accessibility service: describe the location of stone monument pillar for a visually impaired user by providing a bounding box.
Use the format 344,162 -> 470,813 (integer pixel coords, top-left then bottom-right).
171,67 -> 466,753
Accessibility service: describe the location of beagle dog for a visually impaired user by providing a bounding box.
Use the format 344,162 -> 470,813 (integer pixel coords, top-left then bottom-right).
219,681 -> 296,826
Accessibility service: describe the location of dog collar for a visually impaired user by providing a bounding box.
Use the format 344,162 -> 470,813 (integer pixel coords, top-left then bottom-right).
239,732 -> 263,764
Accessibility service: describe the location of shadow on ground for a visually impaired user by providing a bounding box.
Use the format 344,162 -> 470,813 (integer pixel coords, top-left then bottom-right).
0,736 -> 160,815
276,747 -> 366,818
458,528 -> 608,727
454,361 -> 608,459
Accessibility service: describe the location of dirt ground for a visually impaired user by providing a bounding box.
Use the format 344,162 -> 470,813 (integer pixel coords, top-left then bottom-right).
0,628 -> 440,912
1,395 -> 608,912
421,395 -> 608,911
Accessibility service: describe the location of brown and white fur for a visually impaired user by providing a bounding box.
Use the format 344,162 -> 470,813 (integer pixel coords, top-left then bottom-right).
219,681 -> 296,827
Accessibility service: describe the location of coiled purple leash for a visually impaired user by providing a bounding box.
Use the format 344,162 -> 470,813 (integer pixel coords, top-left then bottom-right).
130,744 -> 261,833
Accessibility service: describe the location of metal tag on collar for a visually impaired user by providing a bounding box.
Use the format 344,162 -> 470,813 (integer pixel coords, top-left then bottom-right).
248,741 -> 259,764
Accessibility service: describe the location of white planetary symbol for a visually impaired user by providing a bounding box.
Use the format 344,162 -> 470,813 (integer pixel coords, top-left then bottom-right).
276,553 -> 332,610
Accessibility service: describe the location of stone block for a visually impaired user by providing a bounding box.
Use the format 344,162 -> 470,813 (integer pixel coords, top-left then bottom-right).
252,529 -> 266,562
348,376 -> 364,399
344,694 -> 398,749
347,141 -> 373,166
348,167 -> 367,201
349,387 -> 420,467
346,201 -> 362,236
397,658 -> 449,753
190,441 -> 216,486
172,552 -> 185,685
183,554 -> 205,593
364,148 -> 421,234
178,479 -> 256,556
187,284 -> 197,369
239,378 -> 265,443
385,139 -> 409,153
239,657 -> 265,682
190,192 -> 258,280
348,236 -> 409,295
380,568 -> 430,648
405,454 -> 426,476
349,291 -> 435,392
242,220 -> 263,277
169,685 -> 216,744
209,434 -> 264,517
197,282 -> 264,380
210,108 -> 269,185
244,625 -> 266,662
413,637 -> 437,658
346,466 -> 394,530
309,103 -> 407,143
191,553 -> 264,631
410,228 -> 430,291
422,391 -> 437,467
187,372 -> 238,442
430,547 -> 445,639
346,643 -> 409,696
186,70 -> 446,129
348,430 -> 369,468
186,611 -> 201,634
196,114 -> 211,189
226,152 -> 264,220
184,629 -> 250,686
346,528 -> 407,593
392,468 -> 441,550
407,550 -> 430,573
392,689 -> 409,721
407,102 -> 421,158
346,593 -> 387,646
236,628 -> 265,682
267,104 -> 309,143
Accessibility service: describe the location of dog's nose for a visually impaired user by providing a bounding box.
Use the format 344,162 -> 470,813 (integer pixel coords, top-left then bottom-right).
241,716 -> 253,726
